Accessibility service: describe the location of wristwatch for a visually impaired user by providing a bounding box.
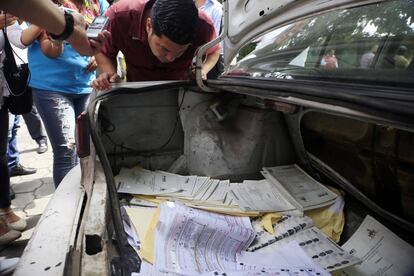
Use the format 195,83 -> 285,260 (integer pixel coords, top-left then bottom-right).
49,10 -> 75,41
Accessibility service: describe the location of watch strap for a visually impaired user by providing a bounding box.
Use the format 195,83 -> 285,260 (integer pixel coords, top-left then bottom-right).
50,10 -> 75,41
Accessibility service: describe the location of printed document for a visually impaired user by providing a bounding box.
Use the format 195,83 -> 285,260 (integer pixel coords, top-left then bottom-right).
238,241 -> 330,276
262,164 -> 337,211
341,215 -> 414,276
247,215 -> 314,252
260,226 -> 361,271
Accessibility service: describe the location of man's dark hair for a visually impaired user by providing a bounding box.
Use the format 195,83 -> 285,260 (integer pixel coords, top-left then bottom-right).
151,0 -> 198,45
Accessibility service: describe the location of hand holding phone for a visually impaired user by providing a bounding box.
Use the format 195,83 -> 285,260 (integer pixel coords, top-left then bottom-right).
86,16 -> 109,40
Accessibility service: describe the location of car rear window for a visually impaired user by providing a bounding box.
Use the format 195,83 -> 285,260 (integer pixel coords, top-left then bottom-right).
227,0 -> 414,88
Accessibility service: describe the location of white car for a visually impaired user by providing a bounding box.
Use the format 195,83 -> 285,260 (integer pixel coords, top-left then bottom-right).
15,0 -> 414,275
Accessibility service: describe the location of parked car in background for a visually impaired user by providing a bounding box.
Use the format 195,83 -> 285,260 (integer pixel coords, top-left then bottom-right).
15,0 -> 414,275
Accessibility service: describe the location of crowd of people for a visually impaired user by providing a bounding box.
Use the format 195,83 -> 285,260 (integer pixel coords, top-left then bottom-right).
0,0 -> 223,273
320,44 -> 412,70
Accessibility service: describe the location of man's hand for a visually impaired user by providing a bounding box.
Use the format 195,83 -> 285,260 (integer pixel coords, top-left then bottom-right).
201,68 -> 208,80
91,72 -> 120,91
66,11 -> 110,56
0,13 -> 17,29
188,66 -> 207,80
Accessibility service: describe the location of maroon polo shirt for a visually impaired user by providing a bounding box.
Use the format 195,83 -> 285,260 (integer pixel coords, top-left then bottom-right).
102,0 -> 219,81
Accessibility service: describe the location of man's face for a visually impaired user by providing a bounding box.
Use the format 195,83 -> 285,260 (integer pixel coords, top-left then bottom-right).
146,18 -> 191,63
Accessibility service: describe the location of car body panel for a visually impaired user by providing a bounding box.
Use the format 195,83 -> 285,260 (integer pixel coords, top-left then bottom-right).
14,165 -> 83,276
81,162 -> 110,276
16,0 -> 414,274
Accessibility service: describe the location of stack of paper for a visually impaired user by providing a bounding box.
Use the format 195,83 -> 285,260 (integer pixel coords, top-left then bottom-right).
115,165 -> 378,276
117,167 -> 196,196
230,180 -> 297,213
130,203 -> 331,276
155,202 -> 255,275
262,164 -> 338,211
117,167 -> 256,216
117,164 -> 337,215
117,168 -> 227,203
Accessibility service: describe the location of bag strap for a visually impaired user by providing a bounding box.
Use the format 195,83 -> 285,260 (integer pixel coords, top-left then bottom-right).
2,29 -> 19,74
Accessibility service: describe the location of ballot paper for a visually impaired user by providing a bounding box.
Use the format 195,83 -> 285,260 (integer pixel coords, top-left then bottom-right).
259,226 -> 361,272
199,272 -> 322,276
195,241 -> 329,276
247,215 -> 314,252
262,164 -> 337,211
237,241 -> 330,276
155,202 -> 255,275
341,215 -> 414,276
231,180 -> 297,213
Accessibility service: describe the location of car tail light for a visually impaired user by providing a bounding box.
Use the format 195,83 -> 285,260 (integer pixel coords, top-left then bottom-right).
76,111 -> 91,158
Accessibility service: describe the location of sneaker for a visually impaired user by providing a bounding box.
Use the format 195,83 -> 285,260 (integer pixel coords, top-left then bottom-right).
37,141 -> 48,154
0,218 -> 21,247
0,210 -> 26,232
9,164 -> 37,177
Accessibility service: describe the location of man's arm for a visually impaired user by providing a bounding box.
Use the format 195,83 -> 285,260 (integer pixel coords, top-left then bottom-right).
1,0 -> 65,35
1,0 -> 110,56
92,53 -> 120,91
201,48 -> 220,79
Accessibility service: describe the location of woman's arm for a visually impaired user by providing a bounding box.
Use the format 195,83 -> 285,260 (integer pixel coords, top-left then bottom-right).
1,0 -> 65,35
21,24 -> 43,46
6,21 -> 42,49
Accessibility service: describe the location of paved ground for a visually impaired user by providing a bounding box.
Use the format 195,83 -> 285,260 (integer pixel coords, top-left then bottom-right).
0,120 -> 54,258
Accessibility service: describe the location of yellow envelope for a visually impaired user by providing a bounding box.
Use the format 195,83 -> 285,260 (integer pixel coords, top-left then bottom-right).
126,206 -> 160,264
260,213 -> 283,235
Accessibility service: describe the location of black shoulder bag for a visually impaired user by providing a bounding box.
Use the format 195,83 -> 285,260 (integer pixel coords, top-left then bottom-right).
3,30 -> 33,115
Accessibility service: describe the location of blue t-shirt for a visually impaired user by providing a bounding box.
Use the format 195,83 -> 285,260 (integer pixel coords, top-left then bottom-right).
201,0 -> 222,35
28,0 -> 109,94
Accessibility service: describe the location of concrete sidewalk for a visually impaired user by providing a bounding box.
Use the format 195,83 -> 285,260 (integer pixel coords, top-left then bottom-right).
0,120 -> 55,258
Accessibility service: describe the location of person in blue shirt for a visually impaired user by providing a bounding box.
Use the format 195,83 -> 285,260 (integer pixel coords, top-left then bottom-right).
195,0 -> 223,79
26,0 -> 109,187
195,0 -> 222,36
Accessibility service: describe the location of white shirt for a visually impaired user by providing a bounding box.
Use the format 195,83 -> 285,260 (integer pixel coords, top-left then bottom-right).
8,22 -> 28,64
0,22 -> 27,108
360,52 -> 375,69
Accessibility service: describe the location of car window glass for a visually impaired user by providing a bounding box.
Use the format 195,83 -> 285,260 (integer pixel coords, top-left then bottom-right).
227,0 -> 414,87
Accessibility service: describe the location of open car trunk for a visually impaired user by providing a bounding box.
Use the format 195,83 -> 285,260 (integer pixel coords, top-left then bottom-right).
81,81 -> 414,274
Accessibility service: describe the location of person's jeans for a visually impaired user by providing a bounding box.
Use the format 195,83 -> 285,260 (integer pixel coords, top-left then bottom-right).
7,114 -> 20,169
0,106 -> 11,209
32,89 -> 90,187
22,104 -> 47,145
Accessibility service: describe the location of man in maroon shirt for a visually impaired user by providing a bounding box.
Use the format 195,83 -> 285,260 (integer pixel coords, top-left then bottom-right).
92,0 -> 220,90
